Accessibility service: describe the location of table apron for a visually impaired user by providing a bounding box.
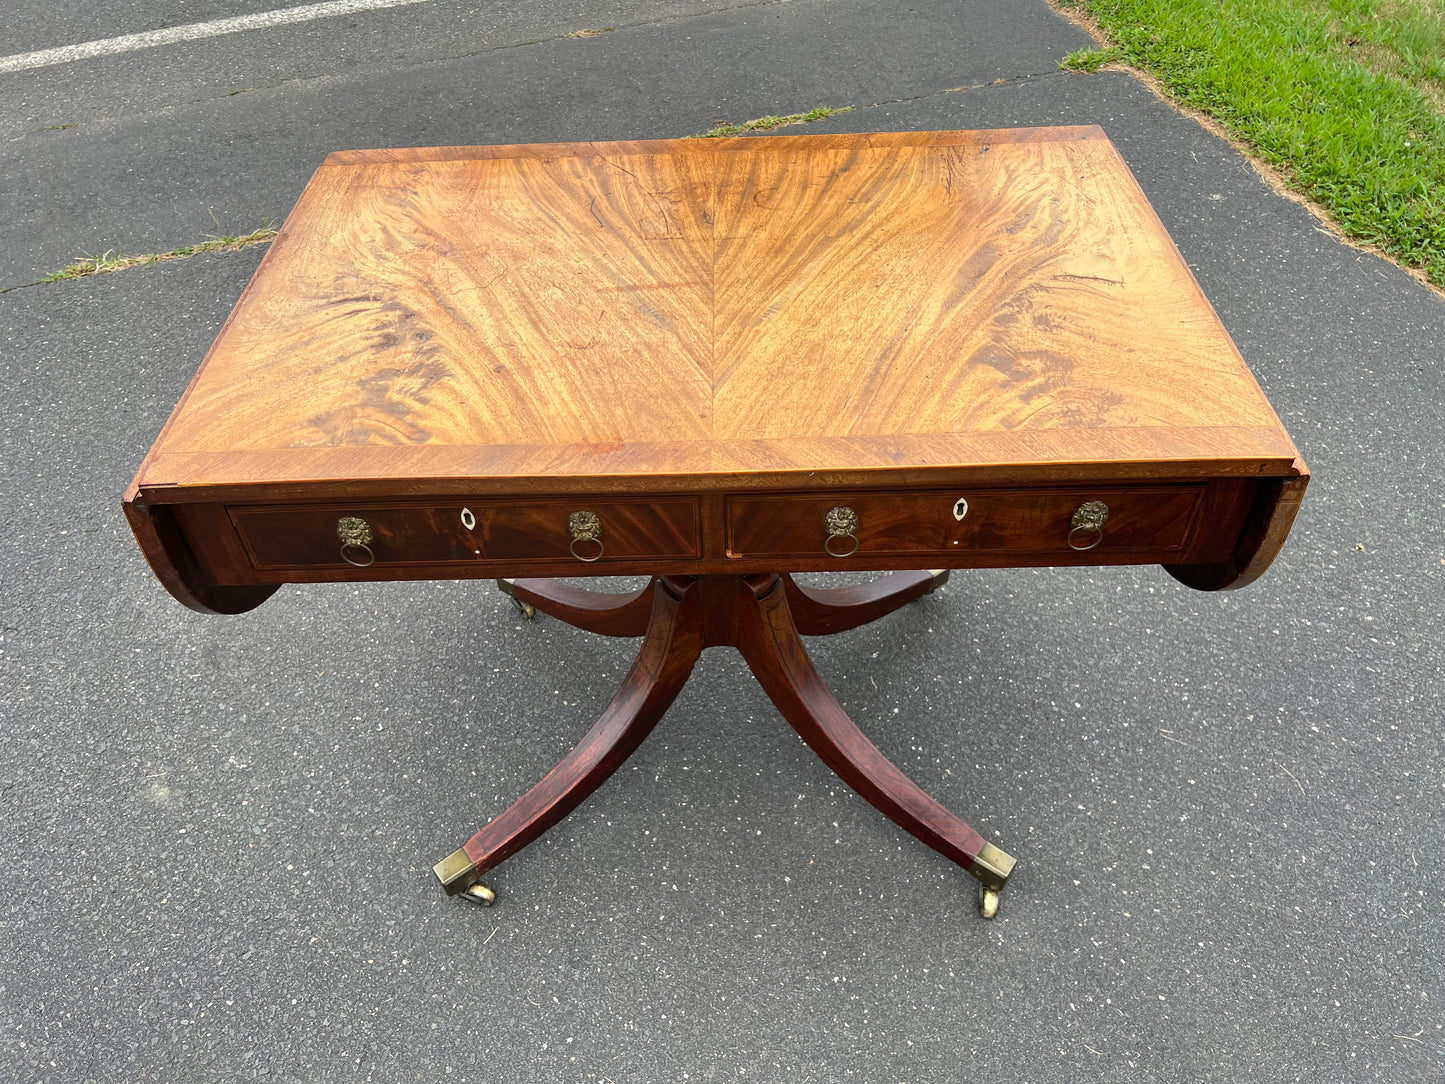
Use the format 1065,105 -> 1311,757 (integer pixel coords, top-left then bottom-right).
159,477 -> 1264,586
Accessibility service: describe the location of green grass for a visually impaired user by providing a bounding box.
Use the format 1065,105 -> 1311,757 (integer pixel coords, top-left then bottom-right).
690,105 -> 854,138
1057,0 -> 1445,287
43,227 -> 278,282
1060,45 -> 1122,71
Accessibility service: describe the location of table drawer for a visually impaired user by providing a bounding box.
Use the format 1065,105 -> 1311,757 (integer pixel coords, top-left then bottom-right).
726,486 -> 1205,560
231,497 -> 701,570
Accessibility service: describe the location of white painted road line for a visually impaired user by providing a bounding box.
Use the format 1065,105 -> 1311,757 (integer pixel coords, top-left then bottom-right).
0,0 -> 435,74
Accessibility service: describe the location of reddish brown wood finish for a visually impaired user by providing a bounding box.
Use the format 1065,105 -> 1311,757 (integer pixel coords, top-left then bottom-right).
506,577 -> 657,637
1165,473 -> 1308,591
460,578 -> 702,876
232,497 -> 700,569
450,572 -> 1005,894
726,485 -> 1205,561
782,571 -> 940,635
733,576 -> 1000,886
123,499 -> 278,615
133,476 -> 1285,612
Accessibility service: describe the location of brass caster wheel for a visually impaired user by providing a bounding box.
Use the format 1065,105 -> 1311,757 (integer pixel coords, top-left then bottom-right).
979,886 -> 1000,920
495,579 -> 536,620
462,882 -> 496,907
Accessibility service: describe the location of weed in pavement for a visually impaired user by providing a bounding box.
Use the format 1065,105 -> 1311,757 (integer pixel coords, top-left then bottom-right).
44,227 -> 278,283
690,106 -> 854,139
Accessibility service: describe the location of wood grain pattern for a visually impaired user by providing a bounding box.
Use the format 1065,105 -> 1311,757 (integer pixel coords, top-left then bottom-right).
137,422 -> 1299,501
124,127 -> 1308,605
709,138 -> 1272,442
165,153 -> 715,454
131,127 -> 1301,495
726,485 -> 1204,560
230,496 -> 699,568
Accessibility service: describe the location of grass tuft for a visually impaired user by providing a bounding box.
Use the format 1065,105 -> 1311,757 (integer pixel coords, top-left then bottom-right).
43,227 -> 278,283
1060,46 -> 1122,72
1058,0 -> 1445,287
690,105 -> 854,138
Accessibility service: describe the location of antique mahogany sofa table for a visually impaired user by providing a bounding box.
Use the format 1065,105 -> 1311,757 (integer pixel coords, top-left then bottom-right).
124,127 -> 1306,919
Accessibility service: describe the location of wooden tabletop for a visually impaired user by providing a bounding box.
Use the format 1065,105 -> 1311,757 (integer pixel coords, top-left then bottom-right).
131,126 -> 1301,502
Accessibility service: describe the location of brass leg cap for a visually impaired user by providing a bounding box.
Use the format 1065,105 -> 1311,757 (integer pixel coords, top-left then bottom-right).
926,568 -> 950,592
433,847 -> 480,896
971,841 -> 1017,890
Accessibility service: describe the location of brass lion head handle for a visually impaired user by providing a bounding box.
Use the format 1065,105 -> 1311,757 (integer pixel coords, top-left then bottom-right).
337,516 -> 375,567
568,510 -> 604,562
824,506 -> 860,558
1067,501 -> 1109,551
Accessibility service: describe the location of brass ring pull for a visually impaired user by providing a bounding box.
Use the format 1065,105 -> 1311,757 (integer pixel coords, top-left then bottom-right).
824,506 -> 860,558
340,542 -> 375,567
337,516 -> 376,567
568,510 -> 604,562
1067,500 -> 1109,551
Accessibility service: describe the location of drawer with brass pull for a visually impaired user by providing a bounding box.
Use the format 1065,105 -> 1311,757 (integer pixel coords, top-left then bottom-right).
230,498 -> 701,570
724,486 -> 1206,561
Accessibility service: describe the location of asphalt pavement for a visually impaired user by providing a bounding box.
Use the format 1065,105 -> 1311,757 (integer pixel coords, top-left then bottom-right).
2,1 -> 1443,1081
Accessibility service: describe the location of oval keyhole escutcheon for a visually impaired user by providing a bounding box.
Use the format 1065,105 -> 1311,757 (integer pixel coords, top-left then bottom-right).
953,497 -> 969,521
460,507 -> 476,530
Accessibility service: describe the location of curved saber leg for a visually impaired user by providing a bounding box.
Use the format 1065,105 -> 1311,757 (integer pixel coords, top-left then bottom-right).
783,570 -> 948,636
735,576 -> 1014,911
436,579 -> 702,901
497,578 -> 656,637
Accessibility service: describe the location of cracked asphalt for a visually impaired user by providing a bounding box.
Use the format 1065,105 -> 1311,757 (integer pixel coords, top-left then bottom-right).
2,1 -> 1443,1081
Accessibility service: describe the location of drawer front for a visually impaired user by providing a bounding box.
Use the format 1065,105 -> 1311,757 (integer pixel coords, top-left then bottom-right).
232,497 -> 700,570
726,486 -> 1205,560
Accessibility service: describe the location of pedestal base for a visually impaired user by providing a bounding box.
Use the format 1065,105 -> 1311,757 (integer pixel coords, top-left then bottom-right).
435,572 -> 1016,918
